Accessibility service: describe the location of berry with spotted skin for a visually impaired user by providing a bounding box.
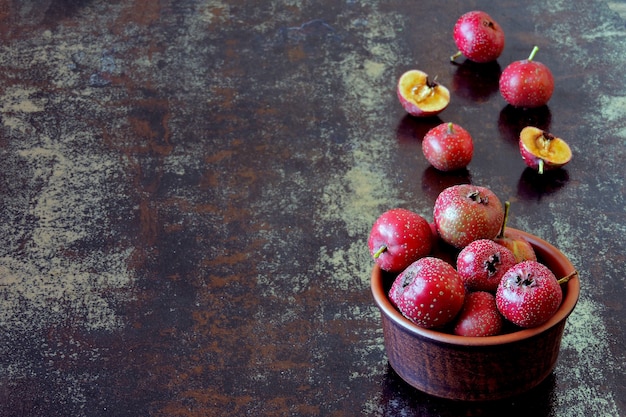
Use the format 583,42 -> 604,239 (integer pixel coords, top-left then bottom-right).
368,208 -> 433,273
496,260 -> 562,328
389,257 -> 466,329
433,184 -> 505,249
453,291 -> 503,336
422,122 -> 474,172
499,46 -> 554,108
451,11 -> 505,63
456,239 -> 517,292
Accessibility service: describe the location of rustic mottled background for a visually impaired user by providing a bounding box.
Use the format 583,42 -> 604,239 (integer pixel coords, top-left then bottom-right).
0,1 -> 624,416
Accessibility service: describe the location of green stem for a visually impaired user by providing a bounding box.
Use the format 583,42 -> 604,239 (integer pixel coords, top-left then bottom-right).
373,245 -> 387,259
528,45 -> 539,61
557,270 -> 578,285
497,201 -> 511,238
538,159 -> 545,174
450,51 -> 462,62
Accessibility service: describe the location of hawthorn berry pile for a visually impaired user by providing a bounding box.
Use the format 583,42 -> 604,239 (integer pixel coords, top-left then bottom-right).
369,184 -> 571,336
369,11 -> 579,337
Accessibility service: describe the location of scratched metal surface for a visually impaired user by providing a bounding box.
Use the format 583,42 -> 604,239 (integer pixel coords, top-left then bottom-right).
0,1 -> 624,416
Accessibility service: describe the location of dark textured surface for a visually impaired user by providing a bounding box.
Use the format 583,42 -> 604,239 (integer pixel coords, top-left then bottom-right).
0,1 -> 624,416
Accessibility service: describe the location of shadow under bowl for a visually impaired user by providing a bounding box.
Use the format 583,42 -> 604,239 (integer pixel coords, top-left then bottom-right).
371,229 -> 580,401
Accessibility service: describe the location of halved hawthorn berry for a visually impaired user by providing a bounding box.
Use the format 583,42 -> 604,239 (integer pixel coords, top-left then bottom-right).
397,70 -> 450,117
519,126 -> 572,174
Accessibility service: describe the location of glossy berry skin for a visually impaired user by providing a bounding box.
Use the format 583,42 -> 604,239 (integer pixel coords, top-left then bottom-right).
453,291 -> 503,337
368,208 -> 433,273
389,257 -> 465,329
452,11 -> 505,63
496,261 -> 563,328
456,239 -> 517,292
422,122 -> 474,172
499,47 -> 554,108
433,184 -> 504,249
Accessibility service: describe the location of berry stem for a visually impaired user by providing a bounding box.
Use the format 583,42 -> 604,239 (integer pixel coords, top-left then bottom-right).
497,201 -> 511,238
538,159 -> 545,175
450,51 -> 462,62
557,270 -> 578,285
528,45 -> 539,61
373,245 -> 387,259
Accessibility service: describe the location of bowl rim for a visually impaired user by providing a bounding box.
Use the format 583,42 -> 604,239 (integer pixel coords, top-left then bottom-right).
371,228 -> 580,347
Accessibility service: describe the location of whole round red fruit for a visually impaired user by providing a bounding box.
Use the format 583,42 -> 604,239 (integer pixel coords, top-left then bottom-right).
453,291 -> 503,337
456,239 -> 517,292
433,184 -> 505,249
499,46 -> 554,108
496,260 -> 563,328
451,11 -> 505,63
368,208 -> 433,273
389,257 -> 465,329
422,122 -> 474,172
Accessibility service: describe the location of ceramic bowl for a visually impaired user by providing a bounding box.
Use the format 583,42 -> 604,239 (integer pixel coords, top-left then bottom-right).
371,229 -> 580,401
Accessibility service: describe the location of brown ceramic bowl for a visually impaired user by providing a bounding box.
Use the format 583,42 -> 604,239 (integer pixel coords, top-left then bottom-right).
371,228 -> 580,401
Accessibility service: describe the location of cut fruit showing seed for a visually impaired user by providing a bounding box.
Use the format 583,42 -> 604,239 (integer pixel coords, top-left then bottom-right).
519,126 -> 572,174
397,70 -> 450,117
